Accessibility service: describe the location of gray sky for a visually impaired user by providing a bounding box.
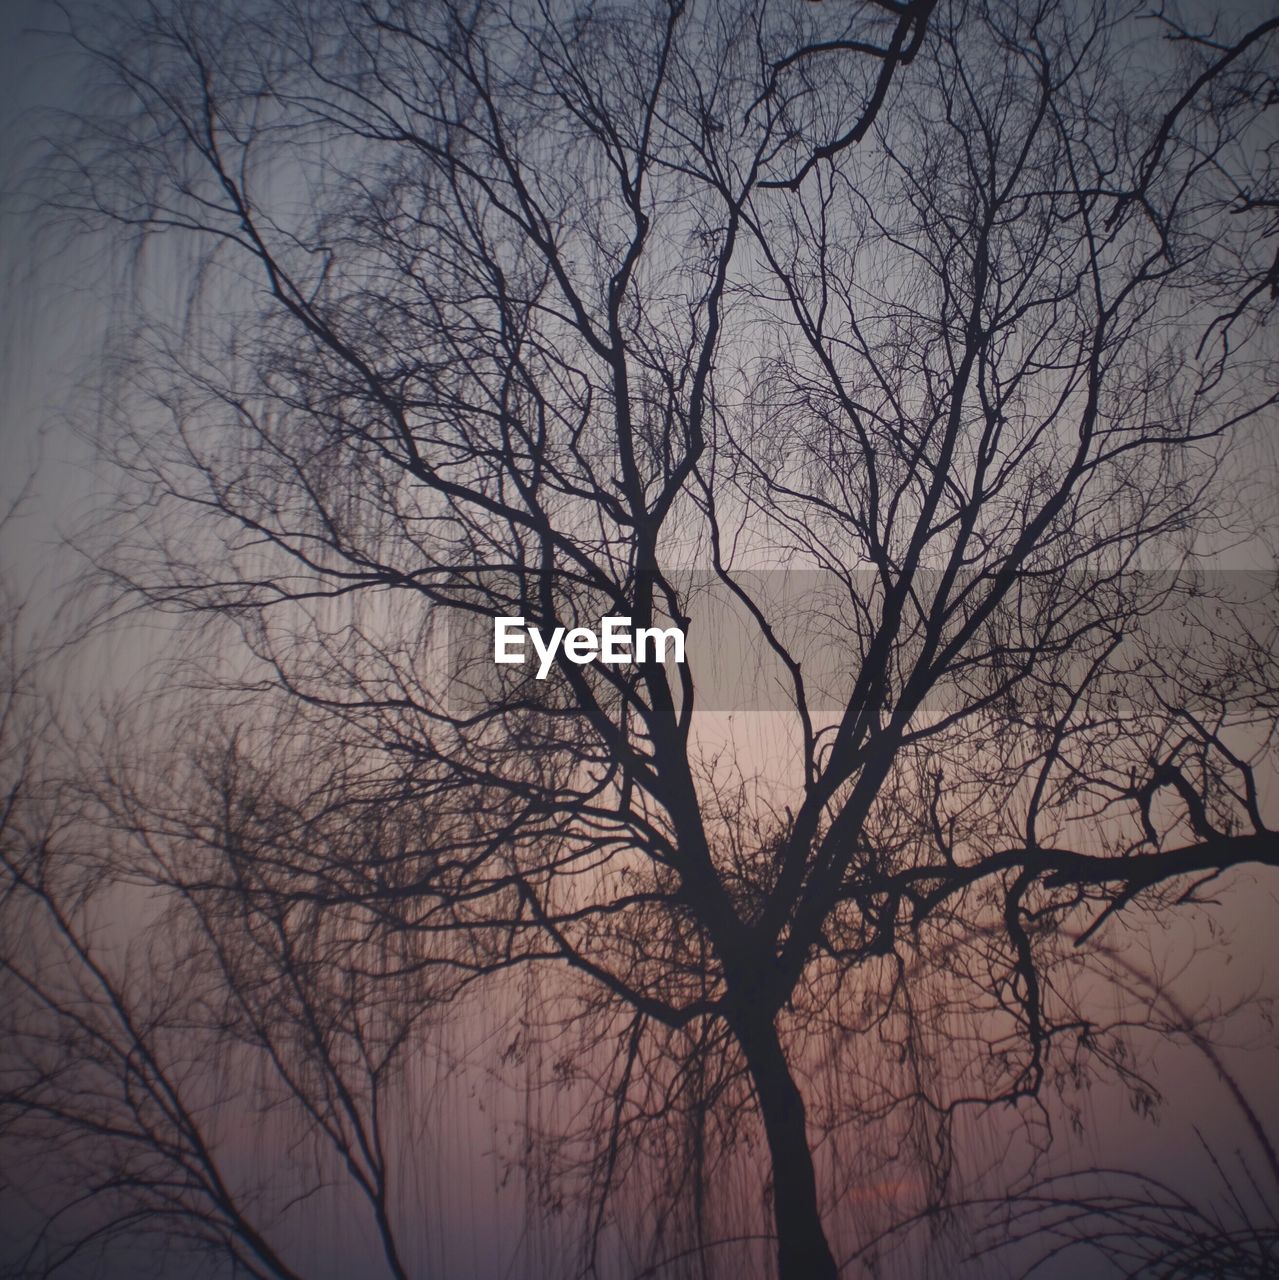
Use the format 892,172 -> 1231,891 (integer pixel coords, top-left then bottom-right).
0,5 -> 1276,1276
1,0 -> 109,604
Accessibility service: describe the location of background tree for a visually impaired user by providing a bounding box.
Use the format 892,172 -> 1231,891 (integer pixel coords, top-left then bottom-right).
4,0 -> 1279,1276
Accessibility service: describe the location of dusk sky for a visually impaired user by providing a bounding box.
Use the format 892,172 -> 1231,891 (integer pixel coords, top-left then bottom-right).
2,3 -> 1277,1278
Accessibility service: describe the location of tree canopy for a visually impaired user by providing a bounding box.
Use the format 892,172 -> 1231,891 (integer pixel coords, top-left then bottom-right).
3,1 -> 1278,1277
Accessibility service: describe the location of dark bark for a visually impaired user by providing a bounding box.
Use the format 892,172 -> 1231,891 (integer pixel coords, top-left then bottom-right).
733,1008 -> 838,1280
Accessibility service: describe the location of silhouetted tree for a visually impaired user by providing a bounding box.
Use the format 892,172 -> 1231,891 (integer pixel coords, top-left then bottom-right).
5,0 -> 1279,1276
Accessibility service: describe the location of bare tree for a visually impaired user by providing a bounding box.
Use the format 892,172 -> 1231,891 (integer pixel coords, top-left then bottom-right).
7,0 -> 1279,1276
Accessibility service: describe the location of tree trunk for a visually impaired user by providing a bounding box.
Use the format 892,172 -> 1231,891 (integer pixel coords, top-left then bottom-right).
733,1009 -> 839,1280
